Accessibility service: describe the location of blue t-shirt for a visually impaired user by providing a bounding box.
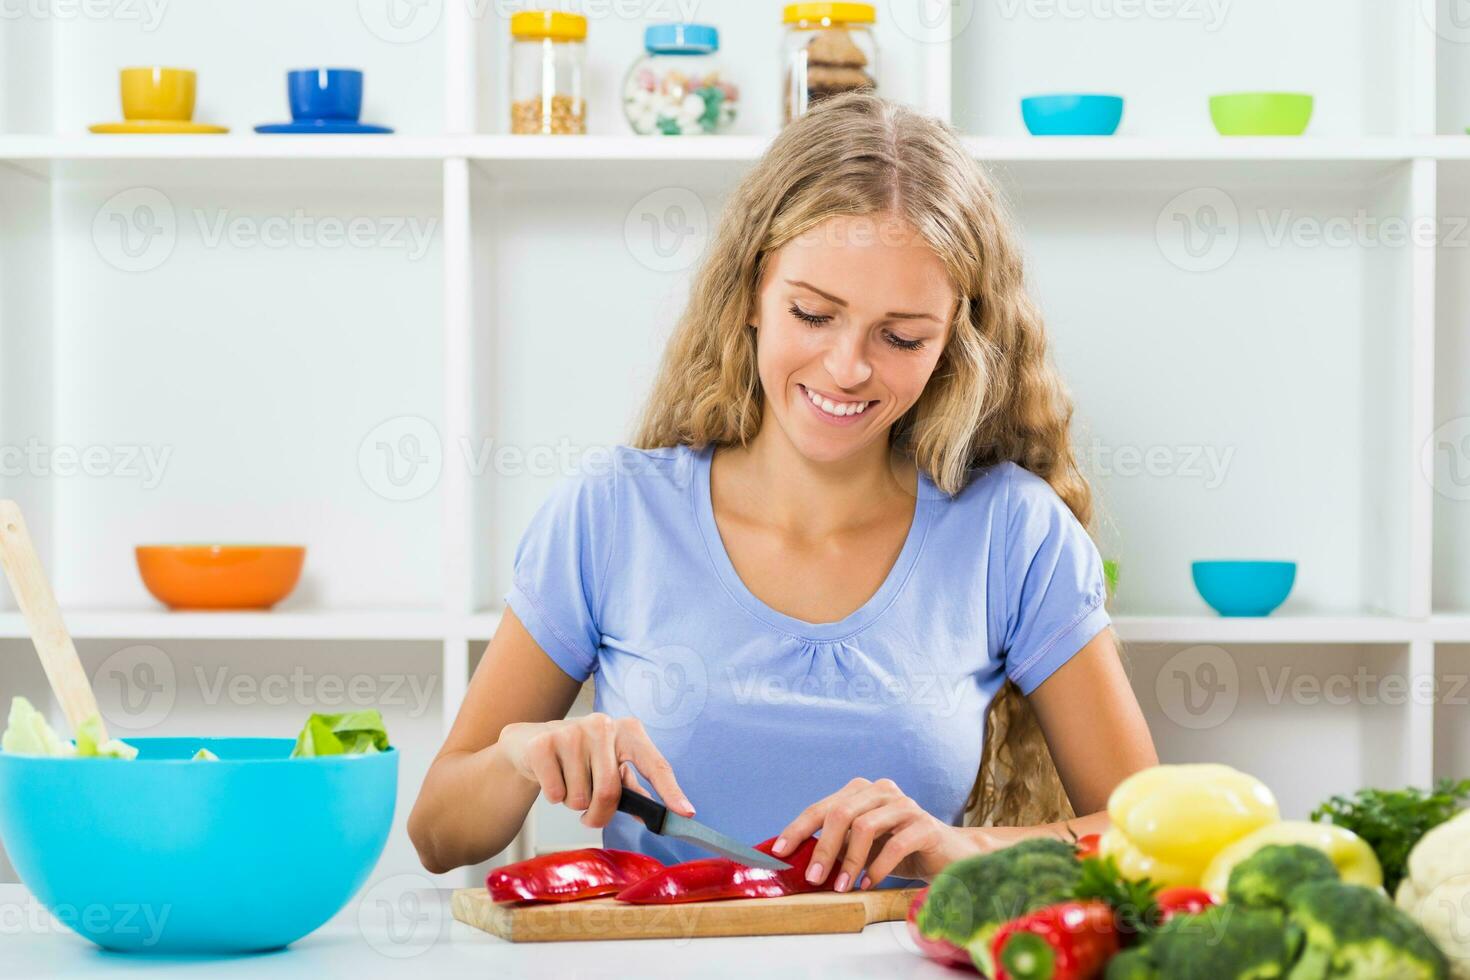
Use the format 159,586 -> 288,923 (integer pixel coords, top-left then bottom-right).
504,442 -> 1110,889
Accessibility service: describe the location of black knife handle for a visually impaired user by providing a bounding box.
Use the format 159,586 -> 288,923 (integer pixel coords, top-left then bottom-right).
616,787 -> 668,834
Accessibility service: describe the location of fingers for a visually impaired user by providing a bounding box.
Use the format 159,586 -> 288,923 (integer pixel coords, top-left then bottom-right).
863,821 -> 934,889
620,760 -> 651,797
806,778 -> 901,886
581,715 -> 623,828
834,803 -> 912,891
521,728 -> 567,805
622,719 -> 695,817
555,730 -> 593,812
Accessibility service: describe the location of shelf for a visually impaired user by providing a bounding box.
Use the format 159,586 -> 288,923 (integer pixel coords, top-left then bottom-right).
7,135 -> 1470,165
1112,615 -> 1417,645
0,609 -> 451,641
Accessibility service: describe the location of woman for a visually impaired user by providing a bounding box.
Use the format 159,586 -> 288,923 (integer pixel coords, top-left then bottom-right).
409,92 -> 1157,893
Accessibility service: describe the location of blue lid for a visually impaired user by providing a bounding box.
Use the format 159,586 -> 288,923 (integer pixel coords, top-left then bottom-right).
644,23 -> 718,54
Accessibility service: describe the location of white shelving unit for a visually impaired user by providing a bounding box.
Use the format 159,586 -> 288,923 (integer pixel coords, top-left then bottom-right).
2,1 -> 1469,888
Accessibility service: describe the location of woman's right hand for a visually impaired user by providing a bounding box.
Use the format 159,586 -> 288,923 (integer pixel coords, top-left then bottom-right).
498,713 -> 696,829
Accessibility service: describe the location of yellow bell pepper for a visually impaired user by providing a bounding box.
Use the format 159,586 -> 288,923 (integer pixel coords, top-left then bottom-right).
1200,820 -> 1383,895
1100,763 -> 1280,888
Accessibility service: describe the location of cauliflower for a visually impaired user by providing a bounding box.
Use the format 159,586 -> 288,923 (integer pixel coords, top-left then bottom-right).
1397,808 -> 1470,979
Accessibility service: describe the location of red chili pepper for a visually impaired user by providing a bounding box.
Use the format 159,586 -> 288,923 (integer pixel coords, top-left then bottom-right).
991,900 -> 1119,980
907,886 -> 977,970
1074,834 -> 1101,860
1154,886 -> 1218,923
614,835 -> 831,904
486,848 -> 665,903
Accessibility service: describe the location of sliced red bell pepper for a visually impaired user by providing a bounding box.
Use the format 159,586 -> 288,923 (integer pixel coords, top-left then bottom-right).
1074,834 -> 1101,860
614,835 -> 832,904
991,900 -> 1119,980
486,848 -> 666,903
1153,886 -> 1217,923
907,886 -> 977,970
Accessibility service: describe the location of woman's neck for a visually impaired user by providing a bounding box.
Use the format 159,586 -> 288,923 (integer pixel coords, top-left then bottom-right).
715,424 -> 917,539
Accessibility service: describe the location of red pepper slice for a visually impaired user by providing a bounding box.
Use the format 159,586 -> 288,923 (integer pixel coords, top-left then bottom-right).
486,848 -> 666,903
907,886 -> 977,970
614,835 -> 831,904
1154,886 -> 1218,923
991,900 -> 1119,980
1074,834 -> 1101,860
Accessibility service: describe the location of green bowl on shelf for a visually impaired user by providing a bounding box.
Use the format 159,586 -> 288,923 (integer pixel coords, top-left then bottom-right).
1209,92 -> 1313,136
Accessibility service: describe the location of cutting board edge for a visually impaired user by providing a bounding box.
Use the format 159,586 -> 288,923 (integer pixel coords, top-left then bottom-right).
451,885 -> 925,943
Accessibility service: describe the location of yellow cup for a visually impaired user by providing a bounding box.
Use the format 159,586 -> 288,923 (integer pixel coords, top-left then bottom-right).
120,67 -> 196,121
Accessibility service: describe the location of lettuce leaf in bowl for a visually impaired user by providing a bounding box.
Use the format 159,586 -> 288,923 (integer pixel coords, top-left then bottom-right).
289,710 -> 389,758
1,696 -> 137,759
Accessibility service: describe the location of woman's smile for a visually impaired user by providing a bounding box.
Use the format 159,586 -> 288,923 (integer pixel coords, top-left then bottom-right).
797,382 -> 876,426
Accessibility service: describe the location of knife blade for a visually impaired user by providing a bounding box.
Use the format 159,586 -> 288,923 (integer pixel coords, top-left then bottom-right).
616,787 -> 792,870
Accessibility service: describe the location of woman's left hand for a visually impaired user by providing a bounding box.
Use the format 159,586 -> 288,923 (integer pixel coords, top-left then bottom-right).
772,777 -> 981,891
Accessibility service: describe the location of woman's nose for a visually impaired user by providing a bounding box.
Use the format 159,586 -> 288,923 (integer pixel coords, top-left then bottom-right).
823,333 -> 873,390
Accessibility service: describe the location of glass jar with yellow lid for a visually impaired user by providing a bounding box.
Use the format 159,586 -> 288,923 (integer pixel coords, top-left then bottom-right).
781,3 -> 877,125
509,10 -> 587,134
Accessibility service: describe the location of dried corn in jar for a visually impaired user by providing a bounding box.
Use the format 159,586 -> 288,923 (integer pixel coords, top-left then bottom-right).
509,10 -> 587,134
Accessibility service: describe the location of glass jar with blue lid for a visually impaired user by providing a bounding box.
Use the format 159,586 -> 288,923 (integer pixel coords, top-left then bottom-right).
623,23 -> 738,135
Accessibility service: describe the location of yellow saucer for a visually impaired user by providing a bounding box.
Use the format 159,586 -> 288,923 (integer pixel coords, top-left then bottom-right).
89,120 -> 229,134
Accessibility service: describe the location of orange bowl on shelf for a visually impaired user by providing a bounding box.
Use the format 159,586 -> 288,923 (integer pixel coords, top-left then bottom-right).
135,545 -> 306,610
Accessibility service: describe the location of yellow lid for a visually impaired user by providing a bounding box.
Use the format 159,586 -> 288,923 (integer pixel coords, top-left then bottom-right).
510,10 -> 587,40
783,3 -> 875,24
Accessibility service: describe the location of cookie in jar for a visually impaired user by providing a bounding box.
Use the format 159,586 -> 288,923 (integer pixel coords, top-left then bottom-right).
781,3 -> 877,124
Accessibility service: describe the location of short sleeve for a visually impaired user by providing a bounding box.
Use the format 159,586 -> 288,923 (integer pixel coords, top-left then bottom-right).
999,463 -> 1112,695
503,468 -> 618,682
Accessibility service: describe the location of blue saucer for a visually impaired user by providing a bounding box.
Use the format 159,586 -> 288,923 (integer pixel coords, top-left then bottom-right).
254,119 -> 393,134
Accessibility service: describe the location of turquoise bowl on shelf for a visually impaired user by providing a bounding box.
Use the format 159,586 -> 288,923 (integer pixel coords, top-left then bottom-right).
0,737 -> 396,953
1021,94 -> 1124,136
1191,560 -> 1296,616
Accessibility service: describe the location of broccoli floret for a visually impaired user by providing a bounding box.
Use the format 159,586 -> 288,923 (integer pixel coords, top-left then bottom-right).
1284,880 -> 1447,980
916,838 -> 1082,974
1228,844 -> 1341,909
1144,904 -> 1296,979
1104,947 -> 1160,980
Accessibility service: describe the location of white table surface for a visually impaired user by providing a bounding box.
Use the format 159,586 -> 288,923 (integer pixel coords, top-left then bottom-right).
0,882 -> 957,979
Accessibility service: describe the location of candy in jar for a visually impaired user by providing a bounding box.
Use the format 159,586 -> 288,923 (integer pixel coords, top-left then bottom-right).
623,23 -> 738,135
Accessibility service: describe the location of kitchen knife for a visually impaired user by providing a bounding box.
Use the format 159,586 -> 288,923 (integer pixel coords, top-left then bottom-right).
616,787 -> 792,871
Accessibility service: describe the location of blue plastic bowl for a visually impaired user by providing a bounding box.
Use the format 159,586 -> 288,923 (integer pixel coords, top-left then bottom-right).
1192,560 -> 1296,617
1021,94 -> 1124,136
0,737 -> 395,953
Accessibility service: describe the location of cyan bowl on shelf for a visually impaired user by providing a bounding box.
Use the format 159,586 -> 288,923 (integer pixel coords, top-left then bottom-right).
1192,560 -> 1297,616
1021,94 -> 1124,136
1208,92 -> 1313,136
0,737 -> 396,953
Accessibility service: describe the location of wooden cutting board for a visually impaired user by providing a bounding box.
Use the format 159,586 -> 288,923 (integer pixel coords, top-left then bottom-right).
451,886 -> 923,943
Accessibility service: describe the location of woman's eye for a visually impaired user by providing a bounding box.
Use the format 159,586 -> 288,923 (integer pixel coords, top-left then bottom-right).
885,331 -> 924,352
789,303 -> 830,325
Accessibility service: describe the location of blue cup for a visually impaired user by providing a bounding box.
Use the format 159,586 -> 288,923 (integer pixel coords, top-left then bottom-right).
287,68 -> 363,122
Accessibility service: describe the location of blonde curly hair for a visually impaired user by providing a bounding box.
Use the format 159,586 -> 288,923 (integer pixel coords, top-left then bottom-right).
631,91 -> 1114,829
